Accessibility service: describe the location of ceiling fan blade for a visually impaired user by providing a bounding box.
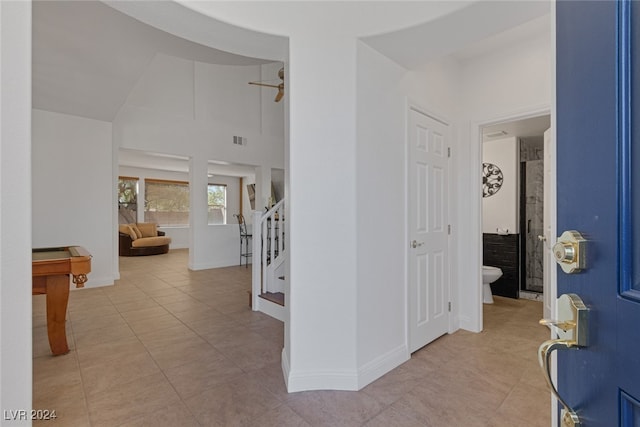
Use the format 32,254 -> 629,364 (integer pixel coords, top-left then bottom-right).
249,80 -> 284,102
248,82 -> 280,89
274,83 -> 284,102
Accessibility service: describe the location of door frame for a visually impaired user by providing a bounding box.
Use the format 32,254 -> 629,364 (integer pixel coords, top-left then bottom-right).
472,105 -> 554,327
405,100 -> 455,352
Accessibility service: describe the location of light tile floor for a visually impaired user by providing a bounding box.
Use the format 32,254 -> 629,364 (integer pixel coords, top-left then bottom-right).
33,249 -> 551,426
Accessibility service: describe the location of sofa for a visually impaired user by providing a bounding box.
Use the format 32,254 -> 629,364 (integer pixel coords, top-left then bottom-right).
118,223 -> 171,256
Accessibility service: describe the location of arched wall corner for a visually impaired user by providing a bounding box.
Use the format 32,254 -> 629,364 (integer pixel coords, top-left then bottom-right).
103,0 -> 288,62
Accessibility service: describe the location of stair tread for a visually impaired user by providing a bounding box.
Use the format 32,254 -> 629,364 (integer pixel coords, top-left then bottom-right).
259,291 -> 284,306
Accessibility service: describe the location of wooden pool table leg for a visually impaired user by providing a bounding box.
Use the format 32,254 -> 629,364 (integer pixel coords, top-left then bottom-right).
45,275 -> 70,356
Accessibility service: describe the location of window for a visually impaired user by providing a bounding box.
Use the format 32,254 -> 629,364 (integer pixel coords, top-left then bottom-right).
118,176 -> 138,224
208,184 -> 227,225
144,179 -> 189,226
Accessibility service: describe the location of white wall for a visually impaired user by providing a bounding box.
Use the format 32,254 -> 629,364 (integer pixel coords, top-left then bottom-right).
482,137 -> 520,234
461,31 -> 551,119
127,53 -> 195,120
284,33 -> 359,391
32,109 -> 114,287
356,42 -> 409,385
116,54 -> 284,160
355,42 -> 463,386
0,0 -> 32,419
113,53 -> 285,270
194,62 -> 261,131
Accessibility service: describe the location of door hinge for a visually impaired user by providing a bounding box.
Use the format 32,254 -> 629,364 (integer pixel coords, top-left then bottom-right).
447,147 -> 451,158
448,224 -> 451,235
448,302 -> 452,312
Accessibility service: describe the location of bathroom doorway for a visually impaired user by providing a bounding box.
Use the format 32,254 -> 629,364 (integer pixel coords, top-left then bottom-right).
481,114 -> 550,301
519,137 -> 544,299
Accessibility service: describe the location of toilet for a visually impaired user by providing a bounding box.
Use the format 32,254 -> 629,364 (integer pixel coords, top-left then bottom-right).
482,265 -> 503,304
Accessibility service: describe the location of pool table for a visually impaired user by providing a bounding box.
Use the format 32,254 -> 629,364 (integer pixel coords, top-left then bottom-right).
32,246 -> 91,356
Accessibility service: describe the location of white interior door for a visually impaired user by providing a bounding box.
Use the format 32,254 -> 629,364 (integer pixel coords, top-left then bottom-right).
408,108 -> 450,353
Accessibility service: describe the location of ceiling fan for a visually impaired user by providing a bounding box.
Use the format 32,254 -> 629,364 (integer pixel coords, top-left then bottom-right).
248,67 -> 284,102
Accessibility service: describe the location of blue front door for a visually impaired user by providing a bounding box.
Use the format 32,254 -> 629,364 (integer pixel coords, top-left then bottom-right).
556,1 -> 640,425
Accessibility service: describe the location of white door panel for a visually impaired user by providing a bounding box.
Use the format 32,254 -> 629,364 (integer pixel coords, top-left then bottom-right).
408,109 -> 450,353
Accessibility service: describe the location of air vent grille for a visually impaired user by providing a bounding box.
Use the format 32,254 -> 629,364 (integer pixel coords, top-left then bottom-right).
233,136 -> 247,146
484,130 -> 508,139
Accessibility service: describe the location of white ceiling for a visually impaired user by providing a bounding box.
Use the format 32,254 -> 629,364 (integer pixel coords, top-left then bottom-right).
33,1 -> 551,123
482,115 -> 551,142
452,13 -> 550,63
32,1 -> 269,123
362,1 -> 550,70
35,1 -> 551,175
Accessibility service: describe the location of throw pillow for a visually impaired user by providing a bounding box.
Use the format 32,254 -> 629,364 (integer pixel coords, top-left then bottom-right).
129,223 -> 143,238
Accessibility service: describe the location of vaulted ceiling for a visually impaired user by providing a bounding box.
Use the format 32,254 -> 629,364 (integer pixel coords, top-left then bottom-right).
32,1 -> 269,122
33,0 -> 551,153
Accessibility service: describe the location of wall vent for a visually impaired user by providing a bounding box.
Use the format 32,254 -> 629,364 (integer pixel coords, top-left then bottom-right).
233,136 -> 247,146
484,130 -> 508,139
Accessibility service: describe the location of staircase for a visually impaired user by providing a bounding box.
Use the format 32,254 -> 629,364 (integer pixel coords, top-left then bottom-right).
251,200 -> 286,321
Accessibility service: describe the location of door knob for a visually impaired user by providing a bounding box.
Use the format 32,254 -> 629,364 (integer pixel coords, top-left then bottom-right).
553,230 -> 587,274
538,293 -> 589,427
411,240 -> 424,249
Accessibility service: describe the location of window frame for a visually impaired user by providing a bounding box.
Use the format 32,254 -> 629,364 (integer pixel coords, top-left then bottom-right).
207,183 -> 227,225
144,178 -> 190,227
118,176 -> 139,224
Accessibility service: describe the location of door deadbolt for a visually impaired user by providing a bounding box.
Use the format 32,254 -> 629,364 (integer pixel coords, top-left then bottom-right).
553,230 -> 587,274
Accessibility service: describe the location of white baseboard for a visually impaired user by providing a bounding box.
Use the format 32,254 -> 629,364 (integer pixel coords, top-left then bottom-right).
284,344 -> 409,393
357,344 -> 409,389
459,314 -> 481,333
256,298 -> 286,322
188,260 -> 239,270
281,348 -> 290,390
286,368 -> 360,392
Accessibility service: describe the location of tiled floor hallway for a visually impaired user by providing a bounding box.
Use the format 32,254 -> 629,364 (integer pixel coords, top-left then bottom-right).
33,249 -> 551,426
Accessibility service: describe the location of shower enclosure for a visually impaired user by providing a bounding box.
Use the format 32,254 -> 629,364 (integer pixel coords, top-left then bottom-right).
520,139 -> 544,293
